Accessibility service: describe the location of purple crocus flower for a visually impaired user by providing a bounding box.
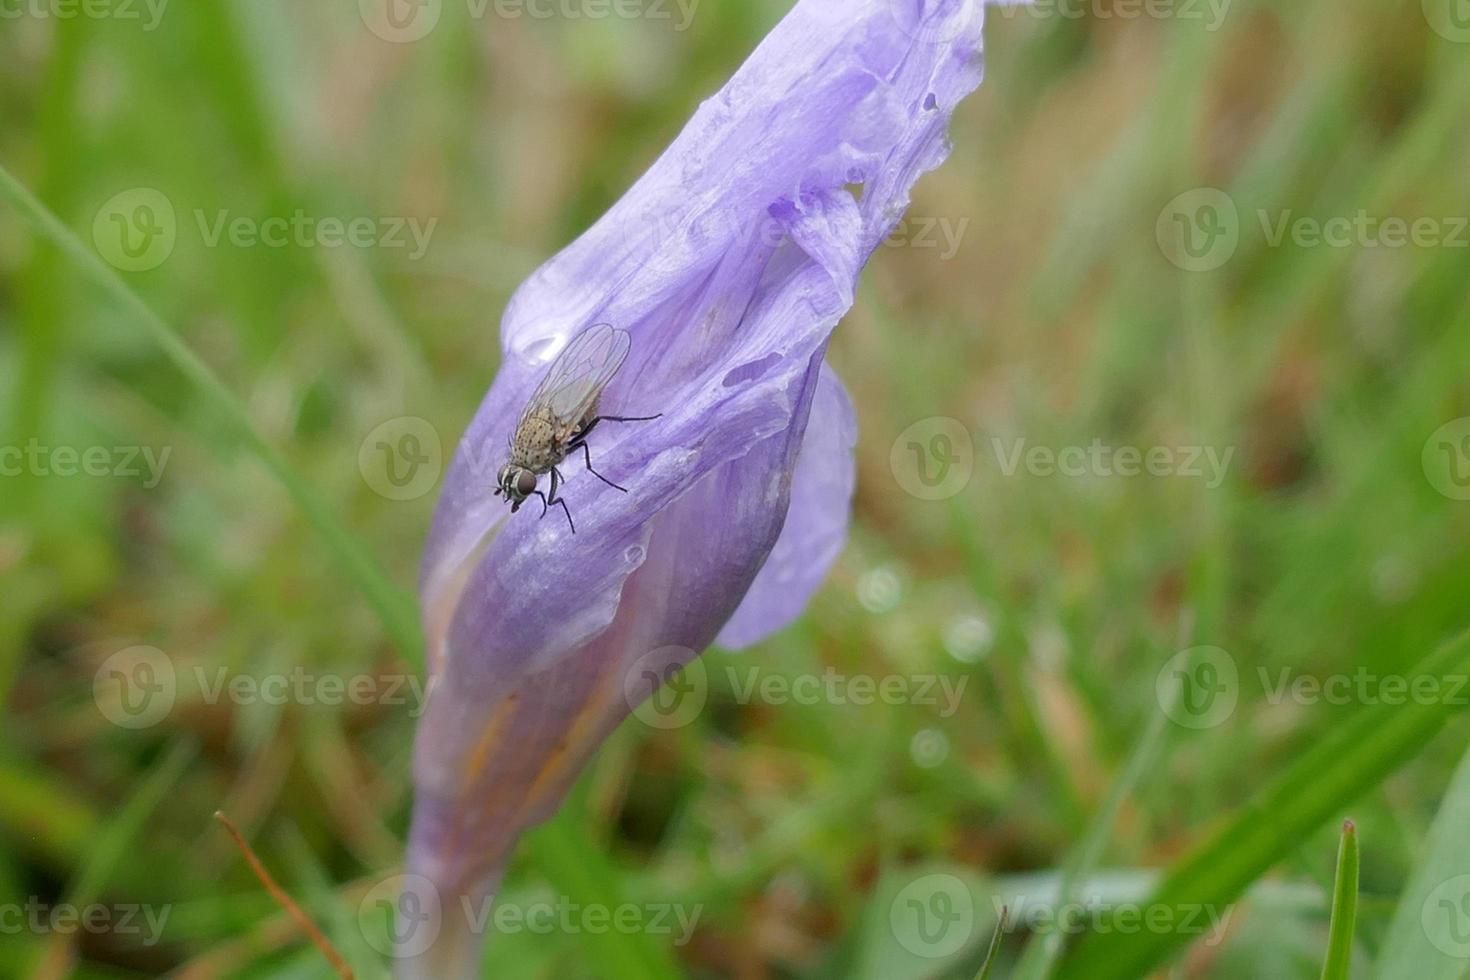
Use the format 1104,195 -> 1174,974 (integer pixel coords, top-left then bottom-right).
401,0 -> 1013,973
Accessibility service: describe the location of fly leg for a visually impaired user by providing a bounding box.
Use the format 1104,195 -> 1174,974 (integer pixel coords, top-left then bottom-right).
576,441 -> 626,493
534,468 -> 577,533
580,413 -> 662,436
569,413 -> 661,493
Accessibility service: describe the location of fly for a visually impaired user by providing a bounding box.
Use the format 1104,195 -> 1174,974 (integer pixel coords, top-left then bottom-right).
494,323 -> 659,533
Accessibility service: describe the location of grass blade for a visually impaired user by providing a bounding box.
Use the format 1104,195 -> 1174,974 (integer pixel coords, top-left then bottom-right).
29,740 -> 196,975
1010,678 -> 1176,980
524,810 -> 684,980
0,163 -> 423,669
975,907 -> 1007,980
1320,819 -> 1359,980
1062,627 -> 1470,979
1374,742 -> 1470,980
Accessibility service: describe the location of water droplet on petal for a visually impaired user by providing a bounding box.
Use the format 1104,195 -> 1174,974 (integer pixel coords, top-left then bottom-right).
522,336 -> 560,365
624,545 -> 646,565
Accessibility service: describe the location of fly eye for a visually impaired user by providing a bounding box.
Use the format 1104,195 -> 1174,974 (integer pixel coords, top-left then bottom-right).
515,471 -> 537,497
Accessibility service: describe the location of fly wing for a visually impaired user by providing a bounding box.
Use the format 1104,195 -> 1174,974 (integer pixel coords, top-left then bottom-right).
520,323 -> 632,430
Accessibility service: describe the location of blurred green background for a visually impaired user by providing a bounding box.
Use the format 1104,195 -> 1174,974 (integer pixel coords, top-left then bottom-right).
3,0 -> 1470,977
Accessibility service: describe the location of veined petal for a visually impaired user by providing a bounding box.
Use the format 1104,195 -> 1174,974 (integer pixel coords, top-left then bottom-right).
420,0 -> 992,683
407,352 -> 826,896
718,363 -> 858,649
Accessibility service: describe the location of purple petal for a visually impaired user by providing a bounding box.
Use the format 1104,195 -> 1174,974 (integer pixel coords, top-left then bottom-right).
718,364 -> 858,649
407,351 -> 826,892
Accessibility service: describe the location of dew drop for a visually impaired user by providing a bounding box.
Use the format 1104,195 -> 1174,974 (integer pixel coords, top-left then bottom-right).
624,545 -> 646,565
944,613 -> 994,664
856,566 -> 903,614
1372,554 -> 1416,604
522,335 -> 560,365
910,729 -> 949,769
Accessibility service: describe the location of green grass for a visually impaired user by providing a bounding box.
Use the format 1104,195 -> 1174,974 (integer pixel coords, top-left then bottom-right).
1320,820 -> 1359,980
2,0 -> 1469,977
